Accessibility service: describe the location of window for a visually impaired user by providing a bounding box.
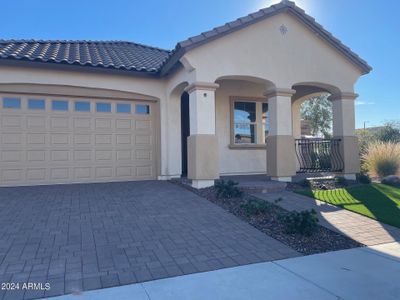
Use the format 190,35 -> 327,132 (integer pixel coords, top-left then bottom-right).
75,101 -> 90,112
233,101 -> 257,144
117,103 -> 131,113
28,99 -> 45,110
3,97 -> 21,109
136,104 -> 150,115
231,99 -> 268,146
52,100 -> 68,111
96,102 -> 111,113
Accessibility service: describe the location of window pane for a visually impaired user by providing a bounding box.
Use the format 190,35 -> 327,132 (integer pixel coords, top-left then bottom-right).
28,99 -> 45,110
96,102 -> 111,112
262,103 -> 270,143
3,97 -> 21,109
52,100 -> 68,111
234,102 -> 256,123
136,104 -> 150,115
117,103 -> 131,113
234,123 -> 256,144
75,101 -> 90,112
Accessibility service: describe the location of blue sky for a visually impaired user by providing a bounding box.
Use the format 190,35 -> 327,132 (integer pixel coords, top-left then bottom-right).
1,0 -> 398,128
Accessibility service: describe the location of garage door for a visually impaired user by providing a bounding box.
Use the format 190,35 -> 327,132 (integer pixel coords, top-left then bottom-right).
0,93 -> 157,186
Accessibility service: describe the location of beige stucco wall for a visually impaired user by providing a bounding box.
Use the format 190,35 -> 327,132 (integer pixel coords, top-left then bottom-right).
180,12 -> 362,92
215,80 -> 267,175
0,9 -> 366,180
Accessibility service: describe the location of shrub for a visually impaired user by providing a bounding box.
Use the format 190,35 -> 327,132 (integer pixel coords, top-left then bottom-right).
357,173 -> 371,184
241,198 -> 269,216
215,180 -> 243,199
335,176 -> 348,186
362,142 -> 400,178
375,121 -> 400,143
280,209 -> 319,236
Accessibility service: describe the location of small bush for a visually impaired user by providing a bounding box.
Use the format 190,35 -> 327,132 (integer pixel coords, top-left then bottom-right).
335,176 -> 348,186
280,209 -> 319,236
357,173 -> 371,184
298,179 -> 311,188
362,142 -> 400,178
241,198 -> 269,216
215,180 -> 243,199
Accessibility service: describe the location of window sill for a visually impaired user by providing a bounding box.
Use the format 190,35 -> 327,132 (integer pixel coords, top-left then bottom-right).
229,144 -> 267,150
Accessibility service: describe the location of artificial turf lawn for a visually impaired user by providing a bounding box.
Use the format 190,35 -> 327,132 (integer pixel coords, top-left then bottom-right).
298,183 -> 400,228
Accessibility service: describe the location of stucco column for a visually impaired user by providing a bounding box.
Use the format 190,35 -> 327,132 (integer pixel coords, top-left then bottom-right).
330,92 -> 360,179
184,82 -> 220,189
265,88 -> 297,182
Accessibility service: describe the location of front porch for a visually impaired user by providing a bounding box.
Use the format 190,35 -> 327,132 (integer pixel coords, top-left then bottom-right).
169,78 -> 360,189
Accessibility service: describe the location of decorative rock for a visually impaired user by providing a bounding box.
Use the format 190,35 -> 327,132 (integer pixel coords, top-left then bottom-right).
381,175 -> 400,187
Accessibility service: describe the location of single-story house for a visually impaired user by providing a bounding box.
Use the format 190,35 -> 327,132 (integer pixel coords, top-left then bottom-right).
0,1 -> 371,188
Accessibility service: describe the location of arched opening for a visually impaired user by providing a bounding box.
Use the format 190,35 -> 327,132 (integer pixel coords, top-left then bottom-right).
292,83 -> 344,173
180,91 -> 190,176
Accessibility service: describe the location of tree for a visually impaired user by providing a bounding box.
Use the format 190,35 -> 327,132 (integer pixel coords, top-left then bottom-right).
375,121 -> 400,143
300,93 -> 332,138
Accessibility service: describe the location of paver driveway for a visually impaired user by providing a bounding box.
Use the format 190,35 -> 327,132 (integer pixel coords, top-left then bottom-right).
0,181 -> 299,300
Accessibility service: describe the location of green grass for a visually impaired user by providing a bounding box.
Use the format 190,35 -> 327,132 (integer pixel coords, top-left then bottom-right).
298,183 -> 400,228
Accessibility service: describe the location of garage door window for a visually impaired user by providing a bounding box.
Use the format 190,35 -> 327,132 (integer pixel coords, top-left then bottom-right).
96,102 -> 111,113
117,103 -> 131,113
3,97 -> 21,109
52,100 -> 68,111
136,104 -> 150,115
75,101 -> 90,112
28,99 -> 45,110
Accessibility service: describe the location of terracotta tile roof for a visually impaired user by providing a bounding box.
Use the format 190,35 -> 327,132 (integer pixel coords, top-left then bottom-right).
0,1 -> 371,76
0,40 -> 170,73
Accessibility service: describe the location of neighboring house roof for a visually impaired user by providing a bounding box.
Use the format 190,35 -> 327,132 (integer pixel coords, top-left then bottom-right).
0,1 -> 371,76
0,40 -> 170,73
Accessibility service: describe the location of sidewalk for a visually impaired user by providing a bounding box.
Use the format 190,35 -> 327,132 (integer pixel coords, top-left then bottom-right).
49,242 -> 400,300
254,191 -> 400,246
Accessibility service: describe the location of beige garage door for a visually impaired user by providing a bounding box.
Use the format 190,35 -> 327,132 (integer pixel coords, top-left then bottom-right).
0,93 -> 157,186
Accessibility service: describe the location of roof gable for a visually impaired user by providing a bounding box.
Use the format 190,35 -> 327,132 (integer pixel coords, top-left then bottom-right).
160,0 -> 372,76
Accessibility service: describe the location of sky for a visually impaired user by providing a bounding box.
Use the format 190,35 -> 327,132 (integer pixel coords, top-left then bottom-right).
0,0 -> 398,129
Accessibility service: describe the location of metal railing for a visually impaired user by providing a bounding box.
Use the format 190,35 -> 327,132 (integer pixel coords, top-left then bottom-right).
295,139 -> 344,173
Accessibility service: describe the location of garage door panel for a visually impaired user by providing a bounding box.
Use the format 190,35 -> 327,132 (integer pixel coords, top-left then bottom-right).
0,94 -> 157,186
27,116 -> 46,128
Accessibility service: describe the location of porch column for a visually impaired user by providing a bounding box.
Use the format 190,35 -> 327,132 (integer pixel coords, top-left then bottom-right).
330,92 -> 360,179
265,88 -> 297,182
185,82 -> 220,189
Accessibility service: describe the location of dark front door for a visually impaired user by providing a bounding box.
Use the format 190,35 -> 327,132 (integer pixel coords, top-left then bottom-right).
181,92 -> 190,176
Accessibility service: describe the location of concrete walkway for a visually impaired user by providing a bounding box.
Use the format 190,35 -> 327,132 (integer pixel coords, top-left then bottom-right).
253,191 -> 400,246
49,242 -> 400,300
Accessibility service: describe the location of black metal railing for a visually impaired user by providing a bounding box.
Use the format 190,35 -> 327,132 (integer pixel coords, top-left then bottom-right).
295,139 -> 344,173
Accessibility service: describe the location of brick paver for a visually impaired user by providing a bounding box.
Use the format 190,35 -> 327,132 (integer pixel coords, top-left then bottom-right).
0,181 -> 299,300
254,191 -> 400,246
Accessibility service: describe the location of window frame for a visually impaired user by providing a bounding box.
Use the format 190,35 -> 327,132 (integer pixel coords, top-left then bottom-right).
28,98 -> 46,110
96,102 -> 112,113
229,96 -> 268,149
52,100 -> 69,111
74,101 -> 91,112
116,103 -> 131,114
3,97 -> 21,109
135,104 -> 150,115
